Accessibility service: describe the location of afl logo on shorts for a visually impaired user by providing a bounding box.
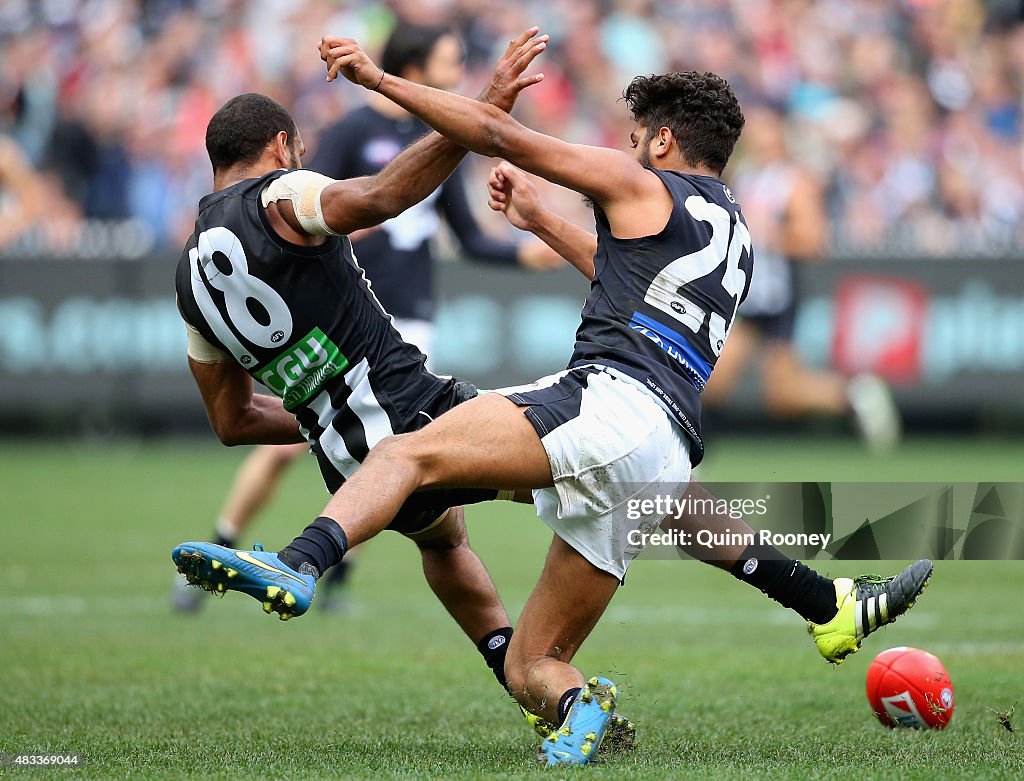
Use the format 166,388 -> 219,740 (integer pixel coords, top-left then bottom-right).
271,330 -> 285,343
487,636 -> 507,651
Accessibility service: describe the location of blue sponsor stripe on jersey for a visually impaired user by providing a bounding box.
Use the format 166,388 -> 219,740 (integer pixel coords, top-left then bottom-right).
629,312 -> 712,387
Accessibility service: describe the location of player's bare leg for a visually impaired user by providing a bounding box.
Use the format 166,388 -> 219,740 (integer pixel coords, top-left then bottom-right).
503,535 -> 619,723
659,481 -> 754,569
704,322 -> 846,414
173,395 -> 547,621
495,535 -> 622,764
704,323 -> 899,449
404,506 -> 514,687
287,393 -> 554,555
760,344 -> 900,449
760,343 -> 847,417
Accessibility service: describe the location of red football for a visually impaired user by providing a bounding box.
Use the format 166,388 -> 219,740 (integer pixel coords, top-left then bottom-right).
866,647 -> 954,729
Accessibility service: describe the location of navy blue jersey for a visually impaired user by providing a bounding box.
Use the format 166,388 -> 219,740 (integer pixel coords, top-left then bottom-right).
174,169 -> 451,492
570,169 -> 754,465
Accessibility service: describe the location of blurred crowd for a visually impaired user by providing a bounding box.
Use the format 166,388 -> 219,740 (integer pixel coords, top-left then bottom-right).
3,0 -> 1024,258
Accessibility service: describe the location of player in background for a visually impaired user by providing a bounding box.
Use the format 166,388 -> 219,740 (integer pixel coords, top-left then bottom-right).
173,21 -> 561,615
703,104 -> 901,449
174,37 -> 932,766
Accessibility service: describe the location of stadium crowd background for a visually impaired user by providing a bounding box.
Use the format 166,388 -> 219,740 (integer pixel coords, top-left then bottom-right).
3,0 -> 1024,259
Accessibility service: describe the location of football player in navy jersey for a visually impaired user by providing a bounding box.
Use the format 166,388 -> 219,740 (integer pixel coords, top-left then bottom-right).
178,36 -> 932,765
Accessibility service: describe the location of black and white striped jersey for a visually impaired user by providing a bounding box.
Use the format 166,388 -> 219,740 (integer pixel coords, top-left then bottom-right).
174,169 -> 451,493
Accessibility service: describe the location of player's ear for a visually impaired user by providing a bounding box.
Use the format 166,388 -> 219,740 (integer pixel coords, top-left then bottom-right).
271,131 -> 292,169
652,127 -> 673,159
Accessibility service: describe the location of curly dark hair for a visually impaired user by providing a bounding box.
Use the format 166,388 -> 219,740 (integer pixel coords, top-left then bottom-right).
205,93 -> 298,174
623,72 -> 745,175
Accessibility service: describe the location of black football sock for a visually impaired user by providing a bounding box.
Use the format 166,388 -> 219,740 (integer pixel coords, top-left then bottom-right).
557,687 -> 582,725
277,517 -> 349,580
730,543 -> 837,624
477,627 -> 513,691
213,531 -> 236,548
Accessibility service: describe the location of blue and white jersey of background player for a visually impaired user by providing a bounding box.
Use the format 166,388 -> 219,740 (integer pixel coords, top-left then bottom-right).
569,167 -> 754,466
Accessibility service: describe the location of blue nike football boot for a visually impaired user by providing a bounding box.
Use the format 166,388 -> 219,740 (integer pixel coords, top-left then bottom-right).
171,542 -> 315,621
538,676 -> 618,766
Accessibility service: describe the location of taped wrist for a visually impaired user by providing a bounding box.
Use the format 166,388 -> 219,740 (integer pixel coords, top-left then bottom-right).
261,170 -> 340,237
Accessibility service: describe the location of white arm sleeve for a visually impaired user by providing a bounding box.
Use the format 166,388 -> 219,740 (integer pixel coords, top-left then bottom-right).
260,169 -> 341,237
185,321 -> 231,364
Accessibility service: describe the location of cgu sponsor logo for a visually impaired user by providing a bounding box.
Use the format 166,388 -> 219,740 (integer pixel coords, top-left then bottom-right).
257,327 -> 349,411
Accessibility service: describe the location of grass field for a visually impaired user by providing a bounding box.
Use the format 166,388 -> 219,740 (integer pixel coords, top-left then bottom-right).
4,436 -> 1024,779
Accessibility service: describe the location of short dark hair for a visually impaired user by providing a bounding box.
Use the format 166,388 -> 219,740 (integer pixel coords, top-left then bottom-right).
205,93 -> 298,173
380,22 -> 453,77
623,72 -> 745,175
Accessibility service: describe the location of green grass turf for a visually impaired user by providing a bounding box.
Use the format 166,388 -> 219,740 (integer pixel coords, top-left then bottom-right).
3,436 -> 1023,779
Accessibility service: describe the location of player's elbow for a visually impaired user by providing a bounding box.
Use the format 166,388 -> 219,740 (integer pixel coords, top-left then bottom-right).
208,412 -> 248,447
212,422 -> 244,447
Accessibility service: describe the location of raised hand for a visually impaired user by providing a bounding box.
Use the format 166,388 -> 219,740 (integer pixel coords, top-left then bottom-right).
488,161 -> 545,231
477,27 -> 548,112
490,161 -> 597,279
319,27 -> 548,113
319,37 -> 383,88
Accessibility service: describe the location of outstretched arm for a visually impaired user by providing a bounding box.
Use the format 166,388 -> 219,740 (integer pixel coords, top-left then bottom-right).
323,36 -> 665,221
301,28 -> 548,237
488,162 -> 598,280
